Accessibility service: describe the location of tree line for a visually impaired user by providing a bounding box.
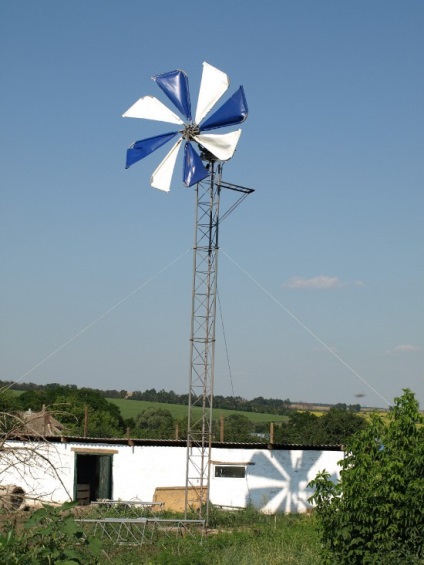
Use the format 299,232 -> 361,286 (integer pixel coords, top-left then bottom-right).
127,389 -> 294,415
102,406 -> 365,444
0,380 -> 362,414
0,381 -> 366,444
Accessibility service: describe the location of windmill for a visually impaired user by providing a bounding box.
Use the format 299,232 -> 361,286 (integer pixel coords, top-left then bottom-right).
123,62 -> 254,521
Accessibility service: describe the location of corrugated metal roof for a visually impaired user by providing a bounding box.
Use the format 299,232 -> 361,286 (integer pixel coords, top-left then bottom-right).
6,434 -> 344,451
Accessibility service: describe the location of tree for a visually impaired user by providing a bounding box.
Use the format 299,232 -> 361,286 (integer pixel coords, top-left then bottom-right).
74,409 -> 123,439
317,407 -> 366,444
277,409 -> 366,445
0,389 -> 19,413
308,389 -> 424,564
135,407 -> 176,439
279,411 -> 320,444
17,385 -> 125,437
222,414 -> 254,442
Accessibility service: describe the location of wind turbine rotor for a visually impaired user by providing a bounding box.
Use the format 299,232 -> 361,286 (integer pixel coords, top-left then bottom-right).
123,62 -> 248,191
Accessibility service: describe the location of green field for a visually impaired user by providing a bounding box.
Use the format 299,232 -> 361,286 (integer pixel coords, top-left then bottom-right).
108,397 -> 289,424
9,389 -> 288,424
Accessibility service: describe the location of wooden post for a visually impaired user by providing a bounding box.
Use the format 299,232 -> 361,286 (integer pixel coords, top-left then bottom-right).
220,414 -> 225,443
270,422 -> 274,444
175,423 -> 179,440
42,404 -> 47,436
83,405 -> 88,437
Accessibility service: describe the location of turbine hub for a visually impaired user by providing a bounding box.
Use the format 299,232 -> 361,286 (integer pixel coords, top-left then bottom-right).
182,123 -> 200,141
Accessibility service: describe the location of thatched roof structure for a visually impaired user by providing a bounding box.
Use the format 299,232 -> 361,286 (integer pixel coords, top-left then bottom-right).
15,409 -> 64,437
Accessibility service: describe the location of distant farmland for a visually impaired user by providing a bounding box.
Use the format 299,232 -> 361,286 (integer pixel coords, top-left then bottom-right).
108,398 -> 289,424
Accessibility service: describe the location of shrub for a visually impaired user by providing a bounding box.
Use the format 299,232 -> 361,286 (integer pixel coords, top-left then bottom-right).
308,389 -> 424,564
0,502 -> 102,564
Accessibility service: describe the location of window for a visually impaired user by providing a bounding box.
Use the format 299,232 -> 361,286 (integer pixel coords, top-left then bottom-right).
215,465 -> 246,478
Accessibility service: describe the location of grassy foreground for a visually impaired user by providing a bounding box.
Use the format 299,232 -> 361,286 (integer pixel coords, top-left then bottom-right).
1,506 -> 321,564
99,509 -> 321,565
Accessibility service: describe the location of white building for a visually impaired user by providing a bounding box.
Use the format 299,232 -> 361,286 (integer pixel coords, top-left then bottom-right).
1,437 -> 343,514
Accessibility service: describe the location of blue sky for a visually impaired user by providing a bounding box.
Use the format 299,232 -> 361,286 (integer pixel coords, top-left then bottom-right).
1,1 -> 423,408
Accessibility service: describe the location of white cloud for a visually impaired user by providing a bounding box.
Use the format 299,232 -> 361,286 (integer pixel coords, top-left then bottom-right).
283,275 -> 342,290
393,344 -> 421,353
385,344 -> 422,355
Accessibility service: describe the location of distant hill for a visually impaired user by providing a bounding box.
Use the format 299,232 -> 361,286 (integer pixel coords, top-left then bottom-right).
3,380 -> 379,417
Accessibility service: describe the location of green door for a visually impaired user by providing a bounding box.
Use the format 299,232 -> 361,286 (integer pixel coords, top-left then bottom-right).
98,455 -> 113,499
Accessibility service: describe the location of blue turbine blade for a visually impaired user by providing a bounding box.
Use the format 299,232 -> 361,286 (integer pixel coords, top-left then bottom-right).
125,131 -> 178,169
183,142 -> 209,187
200,86 -> 248,131
152,69 -> 192,122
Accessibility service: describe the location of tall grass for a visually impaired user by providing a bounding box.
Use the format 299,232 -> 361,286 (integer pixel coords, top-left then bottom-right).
100,508 -> 321,564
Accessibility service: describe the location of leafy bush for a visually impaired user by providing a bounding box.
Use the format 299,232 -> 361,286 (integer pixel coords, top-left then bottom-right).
0,502 -> 102,564
308,389 -> 424,564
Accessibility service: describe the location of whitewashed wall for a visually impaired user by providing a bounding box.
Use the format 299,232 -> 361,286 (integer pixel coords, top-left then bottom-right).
0,440 -> 75,504
1,441 -> 342,513
112,445 -> 187,501
209,448 -> 342,513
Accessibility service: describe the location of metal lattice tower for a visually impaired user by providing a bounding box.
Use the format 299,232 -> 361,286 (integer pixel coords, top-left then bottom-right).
184,159 -> 254,522
185,160 -> 221,520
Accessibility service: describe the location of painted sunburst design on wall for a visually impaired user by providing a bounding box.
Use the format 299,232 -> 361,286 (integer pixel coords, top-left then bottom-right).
245,450 -> 339,513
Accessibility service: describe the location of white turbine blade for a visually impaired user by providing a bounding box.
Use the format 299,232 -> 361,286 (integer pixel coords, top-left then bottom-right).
150,137 -> 182,191
194,62 -> 230,125
194,130 -> 242,161
122,96 -> 184,125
